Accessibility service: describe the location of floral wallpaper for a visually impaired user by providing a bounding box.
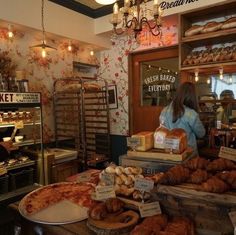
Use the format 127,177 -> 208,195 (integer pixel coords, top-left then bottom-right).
0,26 -> 96,143
97,18 -> 178,136
0,16 -> 178,142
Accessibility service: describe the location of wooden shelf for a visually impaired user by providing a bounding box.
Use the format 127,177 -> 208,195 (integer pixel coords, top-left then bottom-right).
180,61 -> 236,74
181,28 -> 236,47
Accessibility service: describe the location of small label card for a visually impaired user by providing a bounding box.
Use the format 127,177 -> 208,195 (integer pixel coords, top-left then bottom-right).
101,173 -> 115,186
228,211 -> 236,235
134,178 -> 154,192
15,121 -> 24,129
95,185 -> 116,201
219,146 -> 236,162
76,173 -> 91,183
139,202 -> 162,218
127,137 -> 141,150
164,138 -> 180,150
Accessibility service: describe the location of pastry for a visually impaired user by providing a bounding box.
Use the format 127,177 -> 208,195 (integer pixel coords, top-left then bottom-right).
184,157 -> 209,170
184,25 -> 203,37
115,175 -> 123,185
115,166 -> 124,175
200,176 -> 230,193
89,202 -> 108,220
216,170 -> 236,189
105,198 -> 124,213
189,169 -> 209,184
148,172 -> 165,184
206,158 -> 236,172
221,17 -> 236,30
132,190 -> 151,200
105,165 -> 116,174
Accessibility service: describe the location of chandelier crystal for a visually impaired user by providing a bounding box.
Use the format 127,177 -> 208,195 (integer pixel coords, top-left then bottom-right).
110,0 -> 163,39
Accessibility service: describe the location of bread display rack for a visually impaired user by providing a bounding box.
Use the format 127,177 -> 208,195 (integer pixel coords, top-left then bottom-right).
53,77 -> 111,170
179,0 -> 236,75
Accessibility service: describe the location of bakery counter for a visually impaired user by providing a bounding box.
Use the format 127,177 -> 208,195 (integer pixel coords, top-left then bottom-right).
153,184 -> 236,235
8,201 -> 95,235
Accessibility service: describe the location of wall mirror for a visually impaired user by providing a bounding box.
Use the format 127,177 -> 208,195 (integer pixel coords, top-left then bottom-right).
141,57 -> 179,107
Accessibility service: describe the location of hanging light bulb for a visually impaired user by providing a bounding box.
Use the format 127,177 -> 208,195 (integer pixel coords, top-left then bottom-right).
207,78 -> 210,84
90,50 -> 94,56
219,67 -> 223,80
41,48 -> 46,58
8,24 -> 14,38
229,75 -> 233,84
67,41 -> 72,52
194,70 -> 199,82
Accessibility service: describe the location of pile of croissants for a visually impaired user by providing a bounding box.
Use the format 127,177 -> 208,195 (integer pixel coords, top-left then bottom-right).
182,45 -> 236,66
148,157 -> 236,193
99,165 -> 151,201
131,214 -> 194,235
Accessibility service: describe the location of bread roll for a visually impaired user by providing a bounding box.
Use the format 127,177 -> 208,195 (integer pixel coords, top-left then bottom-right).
201,21 -> 222,33
115,175 -> 123,185
124,175 -> 133,186
184,25 -> 203,37
115,166 -> 125,175
89,202 -> 108,220
105,198 -> 124,213
221,17 -> 236,30
105,165 -> 116,174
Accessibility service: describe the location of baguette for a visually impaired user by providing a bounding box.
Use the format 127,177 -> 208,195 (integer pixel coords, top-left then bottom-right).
221,17 -> 236,30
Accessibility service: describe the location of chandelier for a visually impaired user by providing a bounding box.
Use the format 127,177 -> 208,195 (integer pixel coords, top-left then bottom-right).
31,0 -> 56,58
110,0 -> 163,38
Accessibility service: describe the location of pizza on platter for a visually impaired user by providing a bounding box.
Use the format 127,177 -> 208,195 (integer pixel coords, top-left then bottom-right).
20,182 -> 96,216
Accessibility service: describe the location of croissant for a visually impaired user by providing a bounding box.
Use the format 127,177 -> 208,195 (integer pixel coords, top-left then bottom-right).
147,172 -> 165,184
216,170 -> 236,189
184,157 -> 209,170
105,198 -> 124,213
89,202 -> 108,220
200,176 -> 230,193
160,165 -> 190,185
206,158 -> 236,172
142,214 -> 168,230
189,169 -> 209,184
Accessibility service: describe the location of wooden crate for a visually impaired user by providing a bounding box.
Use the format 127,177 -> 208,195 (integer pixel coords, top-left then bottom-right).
127,148 -> 193,162
154,184 -> 236,235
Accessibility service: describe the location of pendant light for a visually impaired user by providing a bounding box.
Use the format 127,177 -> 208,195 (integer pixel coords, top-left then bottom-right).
31,0 -> 56,57
95,0 -> 116,5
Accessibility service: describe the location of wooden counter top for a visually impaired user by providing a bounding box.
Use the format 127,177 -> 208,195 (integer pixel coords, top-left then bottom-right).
8,202 -> 95,235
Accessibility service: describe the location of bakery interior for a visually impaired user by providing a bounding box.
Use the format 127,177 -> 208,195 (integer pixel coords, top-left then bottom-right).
0,0 -> 236,234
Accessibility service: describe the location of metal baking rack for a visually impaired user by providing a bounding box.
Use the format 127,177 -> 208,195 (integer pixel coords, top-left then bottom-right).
53,77 -> 111,170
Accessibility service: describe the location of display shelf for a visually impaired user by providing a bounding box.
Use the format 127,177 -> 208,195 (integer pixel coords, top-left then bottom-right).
181,28 -> 236,47
0,122 -> 41,128
13,139 -> 41,147
6,160 -> 36,171
180,61 -> 236,74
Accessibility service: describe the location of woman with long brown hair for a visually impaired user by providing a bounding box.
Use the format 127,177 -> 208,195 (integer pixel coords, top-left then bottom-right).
159,82 -> 205,154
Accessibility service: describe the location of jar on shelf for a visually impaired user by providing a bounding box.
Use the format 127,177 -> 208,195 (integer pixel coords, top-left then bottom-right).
11,112 -> 17,122
25,111 -> 32,123
18,112 -> 24,121
2,112 -> 10,123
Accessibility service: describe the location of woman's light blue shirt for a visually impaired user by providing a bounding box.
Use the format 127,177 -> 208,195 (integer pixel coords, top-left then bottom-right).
159,104 -> 206,153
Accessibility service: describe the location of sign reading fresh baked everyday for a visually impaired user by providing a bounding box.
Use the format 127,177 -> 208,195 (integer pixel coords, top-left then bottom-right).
139,202 -> 162,218
134,178 -> 154,192
219,146 -> 236,162
0,92 -> 40,104
159,0 -> 199,11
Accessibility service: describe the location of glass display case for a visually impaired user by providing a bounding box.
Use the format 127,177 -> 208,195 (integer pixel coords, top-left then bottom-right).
0,92 -> 43,200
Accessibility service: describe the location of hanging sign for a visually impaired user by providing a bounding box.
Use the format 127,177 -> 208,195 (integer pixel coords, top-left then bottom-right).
0,92 -> 40,104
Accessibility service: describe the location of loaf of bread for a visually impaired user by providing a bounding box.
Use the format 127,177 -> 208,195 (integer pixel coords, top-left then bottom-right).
165,128 -> 187,154
189,169 -> 209,184
184,25 -> 203,37
216,170 -> 236,189
221,17 -> 236,30
201,21 -> 222,33
200,176 -> 230,193
132,131 -> 154,151
184,157 -> 209,170
154,125 -> 170,149
206,158 -> 236,172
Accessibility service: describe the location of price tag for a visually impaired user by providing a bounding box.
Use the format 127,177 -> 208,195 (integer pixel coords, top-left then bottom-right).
228,211 -> 236,235
134,178 -> 154,192
15,121 -> 24,129
76,173 -> 91,183
95,185 -> 116,201
139,202 -> 162,218
164,138 -> 180,150
219,146 -> 236,162
127,137 -> 141,149
101,173 -> 114,186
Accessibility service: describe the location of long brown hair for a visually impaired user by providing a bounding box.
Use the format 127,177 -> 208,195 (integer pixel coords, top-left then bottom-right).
172,82 -> 199,123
